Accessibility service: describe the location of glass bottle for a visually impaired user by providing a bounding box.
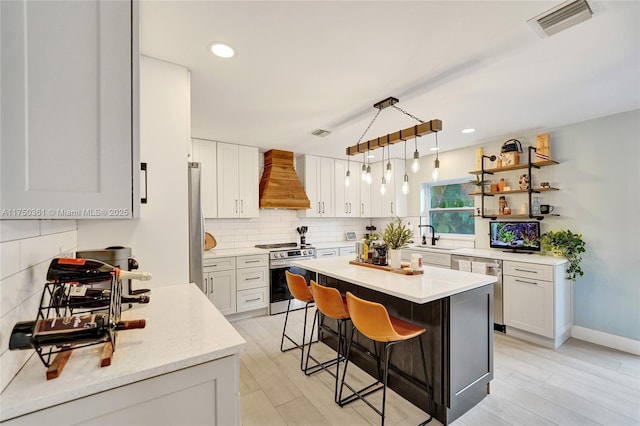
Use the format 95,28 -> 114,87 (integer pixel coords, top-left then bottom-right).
8,313 -> 146,350
532,197 -> 541,214
47,258 -> 152,284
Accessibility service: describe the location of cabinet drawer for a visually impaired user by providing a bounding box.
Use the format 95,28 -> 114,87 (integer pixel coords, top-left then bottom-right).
504,261 -> 553,281
339,246 -> 356,256
203,257 -> 236,272
316,248 -> 339,258
236,254 -> 268,269
237,267 -> 268,291
237,287 -> 268,312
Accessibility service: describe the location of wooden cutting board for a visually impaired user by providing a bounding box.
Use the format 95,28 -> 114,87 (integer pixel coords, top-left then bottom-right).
349,260 -> 423,275
204,232 -> 216,250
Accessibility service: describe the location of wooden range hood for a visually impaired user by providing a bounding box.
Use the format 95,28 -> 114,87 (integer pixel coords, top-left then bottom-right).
259,149 -> 310,209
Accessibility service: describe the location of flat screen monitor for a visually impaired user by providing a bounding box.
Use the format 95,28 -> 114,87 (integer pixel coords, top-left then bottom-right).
489,221 -> 541,252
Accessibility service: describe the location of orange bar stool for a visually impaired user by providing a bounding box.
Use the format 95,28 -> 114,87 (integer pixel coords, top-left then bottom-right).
307,280 -> 352,400
340,291 -> 433,426
280,270 -> 319,372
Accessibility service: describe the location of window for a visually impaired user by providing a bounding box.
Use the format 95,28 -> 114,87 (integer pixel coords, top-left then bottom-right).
421,178 -> 475,235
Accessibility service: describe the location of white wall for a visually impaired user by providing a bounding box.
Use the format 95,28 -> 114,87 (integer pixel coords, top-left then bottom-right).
76,57 -> 191,288
407,109 -> 640,341
0,220 -> 77,392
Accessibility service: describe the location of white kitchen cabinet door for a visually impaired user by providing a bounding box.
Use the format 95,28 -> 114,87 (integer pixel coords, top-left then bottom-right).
208,269 -> 237,315
297,155 -> 334,217
391,159 -> 407,217
334,159 -> 360,217
238,145 -> 259,217
368,161 -> 383,217
191,139 -> 217,218
216,143 -> 259,218
360,169 -> 372,217
1,0 -> 139,219
503,274 -> 554,338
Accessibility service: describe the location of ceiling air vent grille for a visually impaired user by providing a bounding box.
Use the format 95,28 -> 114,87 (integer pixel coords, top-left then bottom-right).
528,0 -> 602,38
311,129 -> 331,138
311,129 -> 331,137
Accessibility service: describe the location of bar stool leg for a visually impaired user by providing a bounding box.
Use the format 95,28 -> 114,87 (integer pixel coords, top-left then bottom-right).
303,311 -> 347,377
417,335 -> 433,425
279,298 -> 296,353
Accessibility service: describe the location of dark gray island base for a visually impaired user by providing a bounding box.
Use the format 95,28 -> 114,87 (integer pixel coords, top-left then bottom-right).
316,274 -> 494,425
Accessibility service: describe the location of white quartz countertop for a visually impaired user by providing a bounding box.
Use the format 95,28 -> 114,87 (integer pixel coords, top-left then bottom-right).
293,256 -> 497,304
204,247 -> 268,258
0,283 -> 246,422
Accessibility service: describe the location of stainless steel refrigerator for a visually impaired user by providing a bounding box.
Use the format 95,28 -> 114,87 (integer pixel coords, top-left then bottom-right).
188,162 -> 204,291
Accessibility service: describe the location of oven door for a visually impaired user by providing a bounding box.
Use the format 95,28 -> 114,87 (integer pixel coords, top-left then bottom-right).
269,264 -> 315,315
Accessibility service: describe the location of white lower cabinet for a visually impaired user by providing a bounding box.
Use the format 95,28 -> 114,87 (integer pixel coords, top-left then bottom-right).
203,257 -> 236,315
204,254 -> 268,315
236,254 -> 269,313
3,355 -> 240,426
339,246 -> 357,256
316,248 -> 339,258
503,260 -> 572,348
401,249 -> 451,268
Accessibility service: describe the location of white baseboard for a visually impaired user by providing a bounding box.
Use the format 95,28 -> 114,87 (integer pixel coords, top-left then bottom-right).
571,326 -> 640,355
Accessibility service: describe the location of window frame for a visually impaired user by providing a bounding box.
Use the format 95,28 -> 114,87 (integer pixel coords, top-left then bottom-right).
421,177 -> 476,237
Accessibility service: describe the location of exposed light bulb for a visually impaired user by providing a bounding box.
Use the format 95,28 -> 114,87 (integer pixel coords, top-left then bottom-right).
361,163 -> 367,181
411,150 -> 421,173
365,164 -> 372,185
432,158 -> 440,181
385,161 -> 392,183
345,170 -> 351,187
402,174 -> 410,195
380,177 -> 386,195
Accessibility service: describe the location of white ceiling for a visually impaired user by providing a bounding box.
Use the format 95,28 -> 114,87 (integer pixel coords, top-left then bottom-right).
140,1 -> 640,160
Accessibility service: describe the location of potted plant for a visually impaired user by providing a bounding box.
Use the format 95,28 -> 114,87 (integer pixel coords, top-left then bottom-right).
540,229 -> 586,281
381,217 -> 413,269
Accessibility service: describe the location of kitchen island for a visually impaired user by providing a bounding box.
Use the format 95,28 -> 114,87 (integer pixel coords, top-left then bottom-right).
0,283 -> 246,425
293,256 -> 497,425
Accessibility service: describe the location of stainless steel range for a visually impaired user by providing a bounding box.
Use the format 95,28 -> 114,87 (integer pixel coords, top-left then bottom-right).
255,243 -> 316,315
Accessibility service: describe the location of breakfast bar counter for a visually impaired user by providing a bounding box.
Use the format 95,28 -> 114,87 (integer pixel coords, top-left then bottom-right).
293,255 -> 497,425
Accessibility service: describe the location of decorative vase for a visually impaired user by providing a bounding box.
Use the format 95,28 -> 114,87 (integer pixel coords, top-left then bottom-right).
388,249 -> 402,269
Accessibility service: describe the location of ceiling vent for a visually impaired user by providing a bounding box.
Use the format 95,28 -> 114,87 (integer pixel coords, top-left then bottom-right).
528,0 -> 603,38
311,129 -> 331,137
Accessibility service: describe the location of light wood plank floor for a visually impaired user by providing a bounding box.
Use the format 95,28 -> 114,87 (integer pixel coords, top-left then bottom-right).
232,308 -> 640,426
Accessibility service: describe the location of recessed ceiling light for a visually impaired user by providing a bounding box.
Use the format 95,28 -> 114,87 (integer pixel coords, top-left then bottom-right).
461,128 -> 476,134
209,43 -> 235,58
430,147 -> 440,151
367,154 -> 375,159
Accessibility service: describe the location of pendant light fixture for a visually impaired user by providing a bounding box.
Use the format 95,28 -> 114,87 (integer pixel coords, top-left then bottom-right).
361,152 -> 367,181
343,97 -> 442,191
432,131 -> 440,181
402,139 -> 410,194
345,154 -> 351,187
365,151 -> 372,185
380,146 -> 387,195
411,131 -> 421,173
385,145 -> 392,183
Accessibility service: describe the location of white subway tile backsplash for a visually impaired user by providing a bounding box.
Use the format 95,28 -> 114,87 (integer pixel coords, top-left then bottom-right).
0,240 -> 21,280
19,231 -> 77,271
39,219 -> 77,235
0,221 -> 40,243
0,220 -> 78,392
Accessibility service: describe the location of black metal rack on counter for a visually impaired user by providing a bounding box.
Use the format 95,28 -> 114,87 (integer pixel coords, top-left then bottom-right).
33,275 -> 123,371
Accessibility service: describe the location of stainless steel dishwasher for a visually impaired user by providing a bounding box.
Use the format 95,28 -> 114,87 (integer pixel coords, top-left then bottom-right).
451,255 -> 505,332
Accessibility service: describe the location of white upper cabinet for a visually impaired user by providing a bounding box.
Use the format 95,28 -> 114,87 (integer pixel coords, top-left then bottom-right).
1,0 -> 139,219
297,155 -> 335,217
367,159 -> 407,218
334,159 -> 360,218
192,139 -> 218,218
216,143 -> 259,218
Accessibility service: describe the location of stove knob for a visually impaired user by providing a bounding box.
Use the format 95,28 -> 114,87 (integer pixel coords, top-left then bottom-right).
276,253 -> 283,258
